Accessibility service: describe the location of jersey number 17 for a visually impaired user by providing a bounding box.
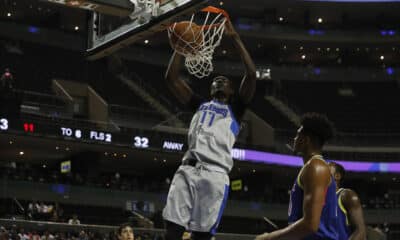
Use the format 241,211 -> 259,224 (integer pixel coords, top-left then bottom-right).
200,111 -> 216,127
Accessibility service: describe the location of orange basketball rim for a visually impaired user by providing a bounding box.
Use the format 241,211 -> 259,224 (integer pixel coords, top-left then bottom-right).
167,6 -> 230,79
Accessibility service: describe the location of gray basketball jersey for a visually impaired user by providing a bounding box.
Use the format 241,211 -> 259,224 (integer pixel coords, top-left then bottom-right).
182,100 -> 240,173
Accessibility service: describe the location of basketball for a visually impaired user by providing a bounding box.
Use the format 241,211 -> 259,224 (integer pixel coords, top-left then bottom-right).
169,21 -> 204,55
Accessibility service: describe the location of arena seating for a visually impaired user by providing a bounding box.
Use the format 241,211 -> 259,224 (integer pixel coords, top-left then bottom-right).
0,40 -> 151,110
10,40 -> 400,143
0,218 -> 259,240
1,163 -> 398,211
250,82 -> 296,131
278,80 -> 400,134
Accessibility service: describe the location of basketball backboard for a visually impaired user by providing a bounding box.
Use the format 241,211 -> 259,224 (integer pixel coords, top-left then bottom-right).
41,0 -> 211,59
84,0 -> 210,60
42,0 -> 135,16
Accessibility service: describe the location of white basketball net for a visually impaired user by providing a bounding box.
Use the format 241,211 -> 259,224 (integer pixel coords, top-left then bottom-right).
168,8 -> 227,79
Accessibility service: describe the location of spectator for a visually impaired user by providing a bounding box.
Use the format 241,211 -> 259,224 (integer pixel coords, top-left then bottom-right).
28,201 -> 40,219
57,203 -> 64,222
0,232 -> 8,240
33,202 -> 54,220
78,230 -> 89,240
0,68 -> 20,118
38,202 -> 46,215
50,209 -> 59,222
18,228 -> 29,240
117,223 -> 134,240
68,214 -> 81,225
0,68 -> 14,92
0,226 -> 8,240
40,230 -> 55,240
31,231 -> 41,240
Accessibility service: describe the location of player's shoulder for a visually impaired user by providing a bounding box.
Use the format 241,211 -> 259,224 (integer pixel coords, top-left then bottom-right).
301,157 -> 331,184
306,157 -> 330,173
340,188 -> 359,200
340,188 -> 361,208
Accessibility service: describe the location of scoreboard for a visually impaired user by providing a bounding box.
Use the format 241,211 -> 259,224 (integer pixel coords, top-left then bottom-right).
2,116 -> 400,173
0,117 -> 187,153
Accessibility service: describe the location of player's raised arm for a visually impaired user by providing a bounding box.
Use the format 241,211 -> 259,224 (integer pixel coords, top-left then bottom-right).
165,51 -> 194,105
225,20 -> 256,104
342,189 -> 366,240
255,159 -> 331,240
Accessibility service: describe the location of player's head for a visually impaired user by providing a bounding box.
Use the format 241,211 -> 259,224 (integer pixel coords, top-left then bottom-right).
328,162 -> 345,187
210,76 -> 234,102
293,112 -> 334,155
117,223 -> 134,240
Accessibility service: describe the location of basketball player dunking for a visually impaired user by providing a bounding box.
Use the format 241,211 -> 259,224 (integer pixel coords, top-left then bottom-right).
256,113 -> 338,240
328,162 -> 366,240
162,20 -> 256,240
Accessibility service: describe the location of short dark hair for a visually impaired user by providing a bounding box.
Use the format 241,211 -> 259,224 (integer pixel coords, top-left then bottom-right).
300,112 -> 335,147
331,162 -> 346,182
117,223 -> 132,236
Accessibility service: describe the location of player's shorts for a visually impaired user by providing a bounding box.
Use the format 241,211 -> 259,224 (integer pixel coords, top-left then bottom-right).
162,164 -> 230,234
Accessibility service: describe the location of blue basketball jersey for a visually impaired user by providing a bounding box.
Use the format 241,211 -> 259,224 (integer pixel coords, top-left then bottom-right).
337,188 -> 351,240
288,155 -> 338,240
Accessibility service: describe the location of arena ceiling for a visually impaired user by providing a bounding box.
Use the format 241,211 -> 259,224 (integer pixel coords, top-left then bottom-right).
2,0 -> 400,67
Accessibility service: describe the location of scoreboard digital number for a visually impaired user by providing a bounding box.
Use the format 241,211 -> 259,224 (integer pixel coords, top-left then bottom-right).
61,127 -> 82,139
90,130 -> 112,143
23,123 -> 35,133
133,136 -> 149,148
0,118 -> 8,131
131,134 -> 185,152
60,127 -> 112,143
